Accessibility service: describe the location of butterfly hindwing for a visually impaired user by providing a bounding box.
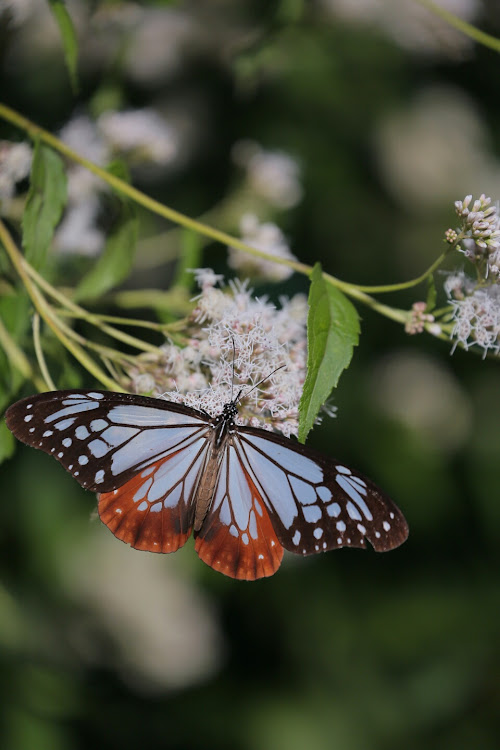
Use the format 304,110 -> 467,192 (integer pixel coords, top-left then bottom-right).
237,428 -> 409,555
194,442 -> 284,580
5,390 -> 211,492
99,437 -> 210,554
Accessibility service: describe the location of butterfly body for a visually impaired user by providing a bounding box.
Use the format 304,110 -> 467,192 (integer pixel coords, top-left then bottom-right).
5,390 -> 409,580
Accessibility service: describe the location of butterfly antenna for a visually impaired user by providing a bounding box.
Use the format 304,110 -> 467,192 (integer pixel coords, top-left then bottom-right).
230,336 -> 236,403
236,364 -> 286,404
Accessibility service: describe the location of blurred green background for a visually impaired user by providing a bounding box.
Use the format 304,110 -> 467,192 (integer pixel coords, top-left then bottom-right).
1,1 -> 500,749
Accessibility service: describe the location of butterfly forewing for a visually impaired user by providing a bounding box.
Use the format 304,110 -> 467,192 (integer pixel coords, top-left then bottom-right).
5,390 -> 211,492
236,428 -> 409,555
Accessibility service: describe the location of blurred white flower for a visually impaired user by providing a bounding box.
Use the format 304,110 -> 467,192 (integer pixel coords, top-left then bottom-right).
0,0 -> 32,25
375,87 -> 500,210
54,198 -> 105,257
371,350 -> 472,452
124,8 -> 198,85
228,214 -> 297,281
0,141 -> 32,214
320,0 -> 479,58
61,527 -> 223,694
233,140 -> 303,210
98,109 -> 179,166
127,270 -> 310,438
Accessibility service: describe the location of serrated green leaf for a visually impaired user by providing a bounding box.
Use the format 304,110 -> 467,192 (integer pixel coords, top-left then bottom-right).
47,0 -> 79,92
426,275 -> 437,313
22,143 -> 67,271
0,419 -> 15,465
74,204 -> 138,302
298,263 -> 360,443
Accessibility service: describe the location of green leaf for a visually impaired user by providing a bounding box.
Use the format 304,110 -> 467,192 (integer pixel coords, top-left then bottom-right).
0,419 -> 15,465
173,230 -> 203,290
47,0 -> 79,92
426,275 -> 437,313
22,143 -> 67,271
298,263 -> 360,443
74,203 -> 138,302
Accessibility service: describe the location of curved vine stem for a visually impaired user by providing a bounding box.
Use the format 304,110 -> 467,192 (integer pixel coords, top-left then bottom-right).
0,101 -> 445,310
413,0 -> 500,54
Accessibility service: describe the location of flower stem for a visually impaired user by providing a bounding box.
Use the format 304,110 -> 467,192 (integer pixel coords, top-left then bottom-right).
0,219 -> 125,391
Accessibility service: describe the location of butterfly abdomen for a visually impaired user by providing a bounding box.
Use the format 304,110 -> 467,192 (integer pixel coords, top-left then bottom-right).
193,436 -> 222,532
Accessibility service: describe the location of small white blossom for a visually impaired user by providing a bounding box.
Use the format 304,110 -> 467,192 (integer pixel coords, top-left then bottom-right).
232,140 -> 302,209
228,214 -> 297,281
454,194 -> 500,279
447,281 -> 500,356
126,271 -> 315,437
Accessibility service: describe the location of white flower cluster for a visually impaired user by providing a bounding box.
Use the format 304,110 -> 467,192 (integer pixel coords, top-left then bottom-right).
228,214 -> 297,282
56,109 -> 179,256
232,140 -> 302,210
446,272 -> 500,356
0,141 -> 32,214
454,194 -> 500,278
127,270 -> 309,437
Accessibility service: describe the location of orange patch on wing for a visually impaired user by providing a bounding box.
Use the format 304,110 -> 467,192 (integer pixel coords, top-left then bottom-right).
98,460 -> 192,554
195,467 -> 283,580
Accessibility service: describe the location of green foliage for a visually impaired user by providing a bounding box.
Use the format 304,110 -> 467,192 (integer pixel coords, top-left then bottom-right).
298,264 -> 360,442
22,143 -> 67,272
74,205 -> 138,303
47,0 -> 79,92
426,275 -> 437,312
174,230 -> 203,290
0,421 -> 15,464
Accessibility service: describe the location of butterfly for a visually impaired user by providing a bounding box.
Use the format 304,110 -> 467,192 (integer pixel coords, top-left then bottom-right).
5,389 -> 408,580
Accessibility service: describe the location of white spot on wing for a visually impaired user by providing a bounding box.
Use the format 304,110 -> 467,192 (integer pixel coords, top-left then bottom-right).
346,501 -> 362,521
336,520 -> 346,532
24,415 -> 33,422
88,439 -> 109,458
78,455 -> 89,465
314,527 -> 323,539
137,501 -> 148,511
54,418 -> 76,431
292,530 -> 301,545
95,470 -> 105,484
90,419 -> 108,432
357,523 -> 367,535
336,465 -> 351,474
383,521 -> 391,531
62,437 -> 72,447
336,475 -> 374,521
75,426 -> 90,440
327,502 -> 341,518
317,486 -> 332,502
43,430 -> 53,437
303,505 -> 322,523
